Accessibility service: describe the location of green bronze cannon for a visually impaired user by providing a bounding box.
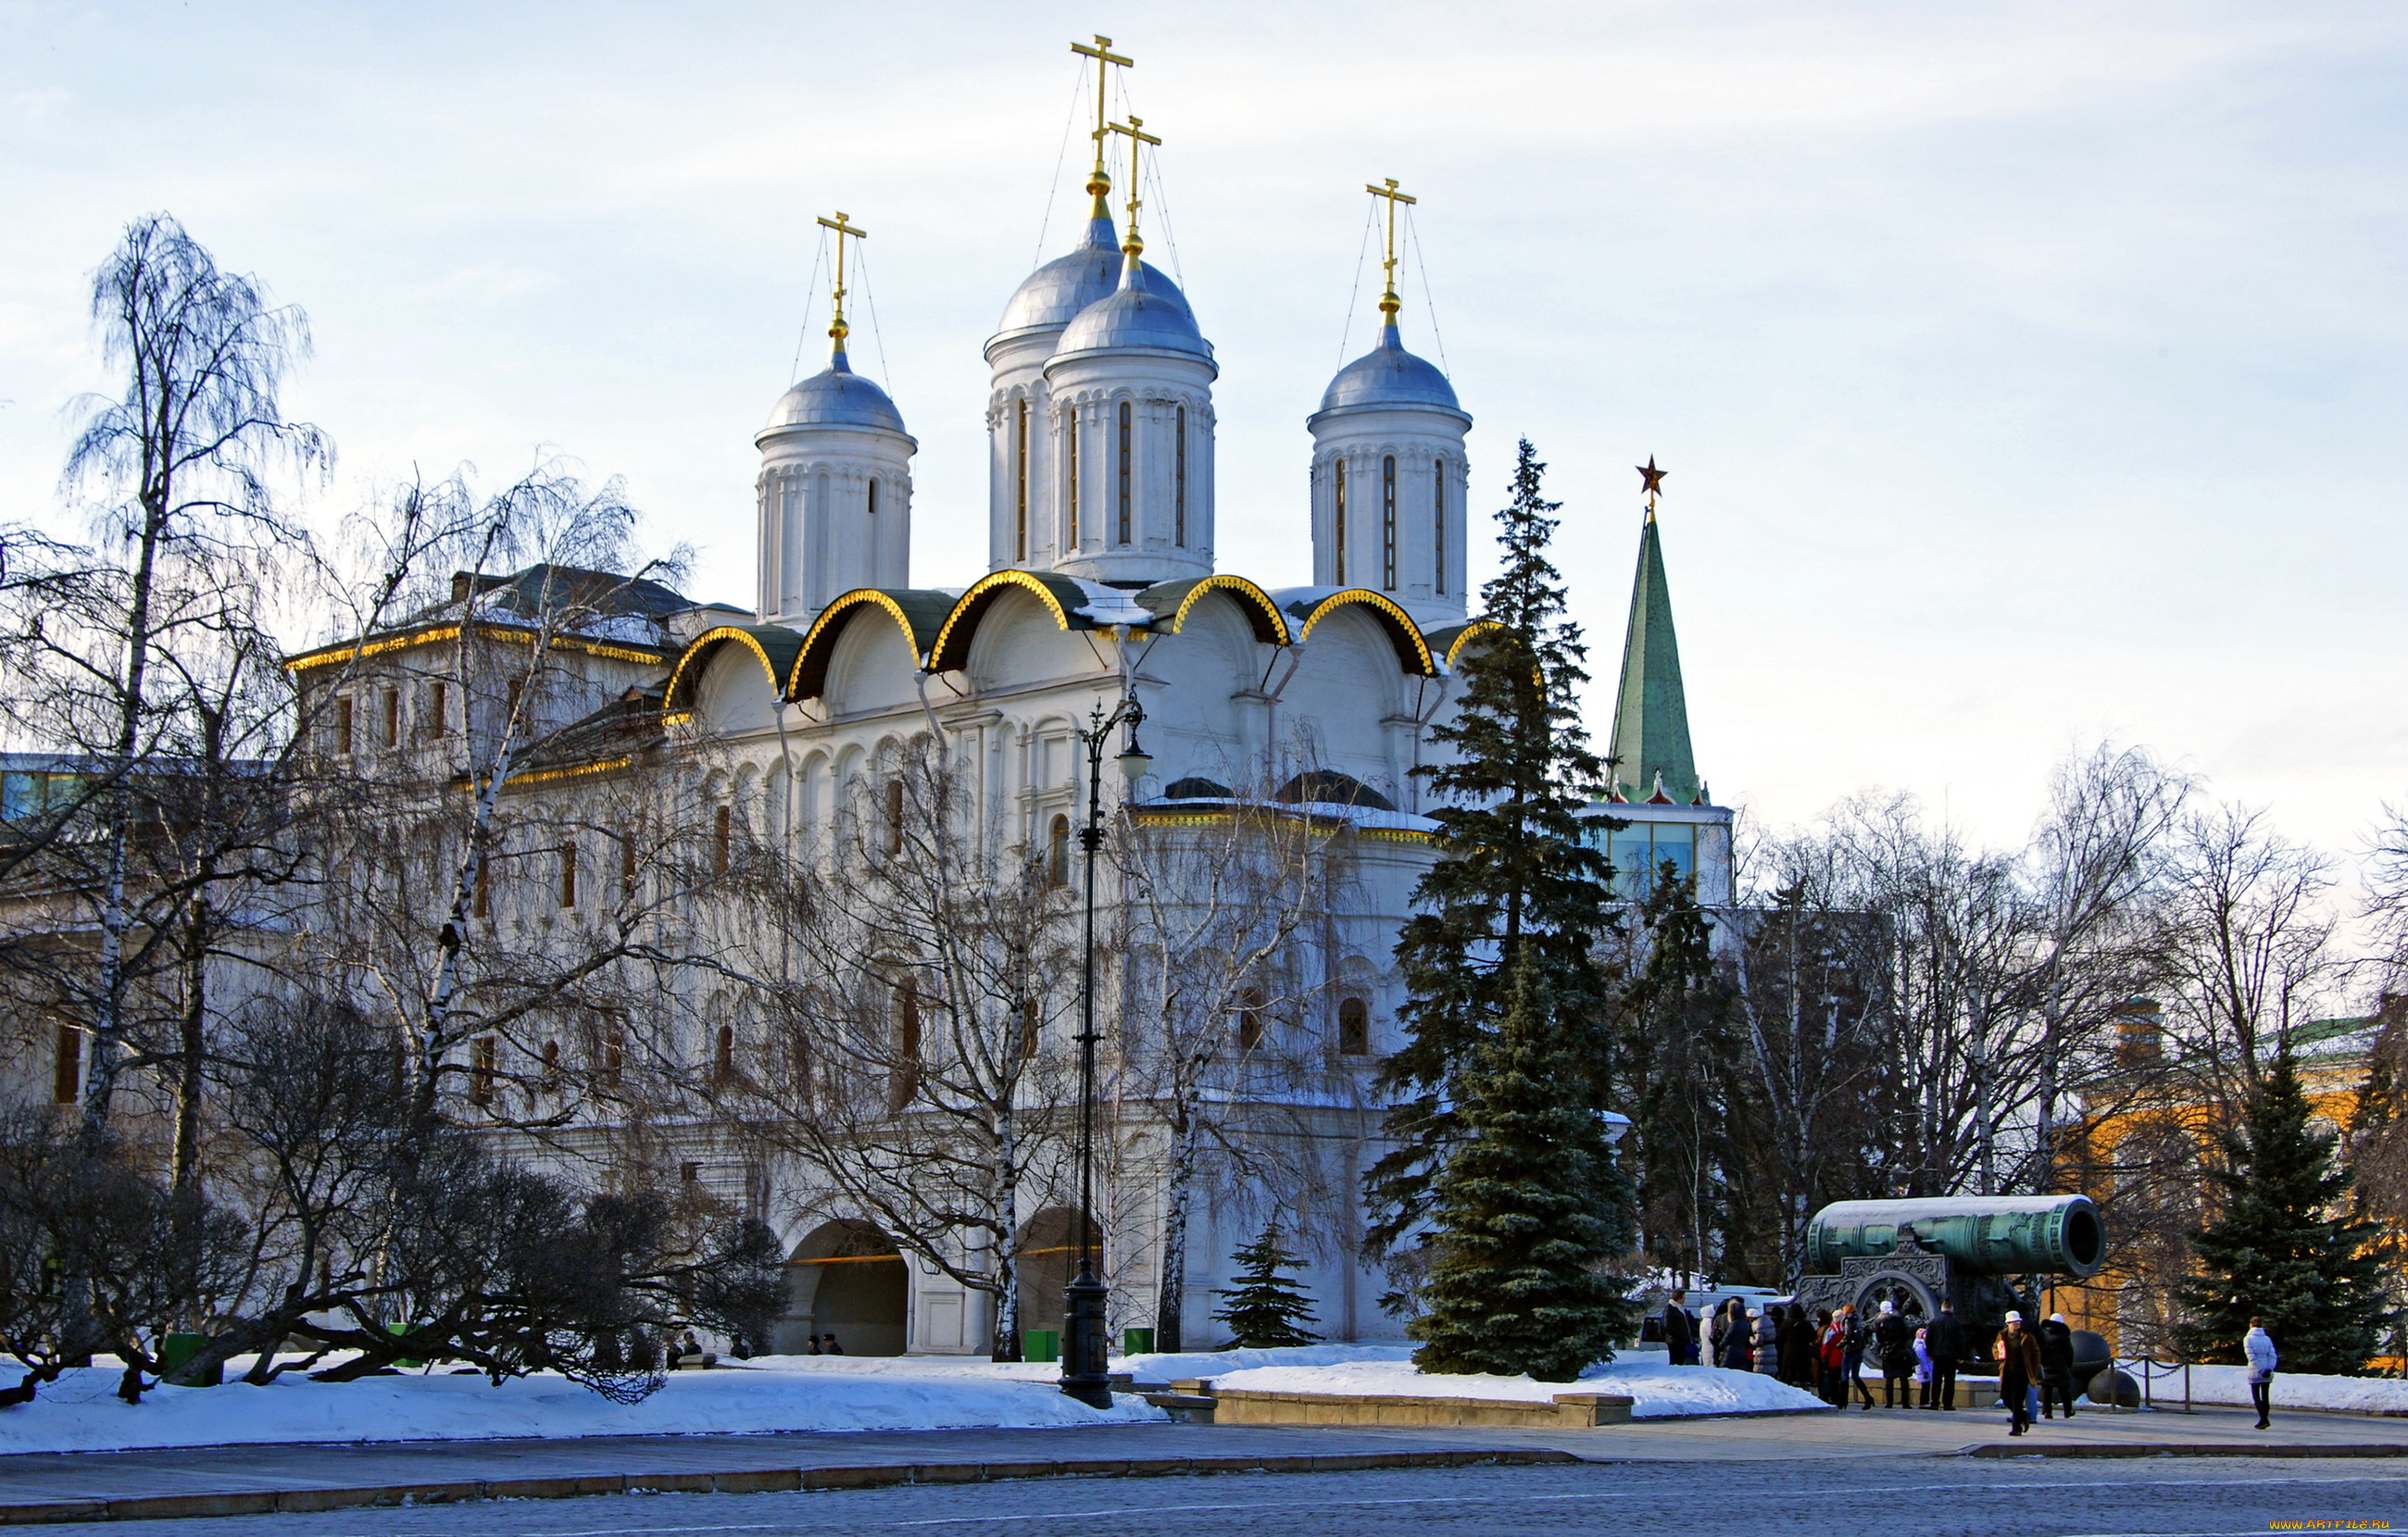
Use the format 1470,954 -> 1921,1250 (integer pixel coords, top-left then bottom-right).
1792,1195 -> 2106,1349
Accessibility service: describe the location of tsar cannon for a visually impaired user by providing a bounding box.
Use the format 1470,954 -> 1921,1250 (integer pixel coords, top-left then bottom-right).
1791,1195 -> 2106,1349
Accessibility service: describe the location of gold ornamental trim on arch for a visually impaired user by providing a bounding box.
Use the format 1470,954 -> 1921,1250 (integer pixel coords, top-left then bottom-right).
1135,574 -> 1292,645
1289,589 -> 1437,676
926,569 -> 1100,674
663,626 -> 788,714
787,588 -> 954,701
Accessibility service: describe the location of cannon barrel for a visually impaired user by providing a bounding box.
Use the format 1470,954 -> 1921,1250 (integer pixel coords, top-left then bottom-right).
1805,1195 -> 2105,1280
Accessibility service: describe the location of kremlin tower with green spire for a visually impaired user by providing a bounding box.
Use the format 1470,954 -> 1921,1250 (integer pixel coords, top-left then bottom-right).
1581,459 -> 1734,906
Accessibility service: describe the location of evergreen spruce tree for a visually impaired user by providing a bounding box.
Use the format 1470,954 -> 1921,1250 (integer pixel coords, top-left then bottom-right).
2174,1050 -> 2393,1374
1364,438 -> 1637,1371
1411,950 -> 1641,1379
1211,1223 -> 1322,1349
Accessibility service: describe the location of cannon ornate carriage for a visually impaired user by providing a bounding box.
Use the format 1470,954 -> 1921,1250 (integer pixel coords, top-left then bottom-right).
1790,1194 -> 2106,1353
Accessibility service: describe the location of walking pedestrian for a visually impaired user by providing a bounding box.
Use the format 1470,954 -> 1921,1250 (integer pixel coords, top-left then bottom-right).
2245,1317 -> 2279,1430
1994,1311 -> 2040,1437
1662,1290 -> 1698,1366
2038,1312 -> 2078,1420
1928,1299 -> 1964,1410
1875,1302 -> 1914,1406
1841,1304 -> 1875,1409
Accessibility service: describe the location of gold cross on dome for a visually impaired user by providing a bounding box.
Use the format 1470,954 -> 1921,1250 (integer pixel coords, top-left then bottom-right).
1070,35 -> 1135,212
1107,115 -> 1161,262
1365,178 -> 1418,323
814,211 -> 869,356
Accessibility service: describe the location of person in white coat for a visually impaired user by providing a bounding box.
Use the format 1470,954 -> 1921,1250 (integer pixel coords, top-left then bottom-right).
2244,1318 -> 2279,1430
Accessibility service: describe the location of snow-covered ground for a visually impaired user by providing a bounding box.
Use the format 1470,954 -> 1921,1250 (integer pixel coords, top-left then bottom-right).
0,1356 -> 1159,1456
2165,1364 -> 2408,1416
1128,1344 -> 1827,1419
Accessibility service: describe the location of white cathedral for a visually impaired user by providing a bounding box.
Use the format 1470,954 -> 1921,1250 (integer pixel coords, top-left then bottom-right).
259,70 -> 1738,1358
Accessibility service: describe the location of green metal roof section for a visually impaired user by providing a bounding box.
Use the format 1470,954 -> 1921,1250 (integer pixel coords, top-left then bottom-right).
1609,511 -> 1699,804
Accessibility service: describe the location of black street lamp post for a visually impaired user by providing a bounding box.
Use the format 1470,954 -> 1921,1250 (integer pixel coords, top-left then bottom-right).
1060,689 -> 1148,1409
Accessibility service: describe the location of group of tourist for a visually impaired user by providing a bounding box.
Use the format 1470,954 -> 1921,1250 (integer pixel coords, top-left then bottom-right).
1657,1289 -> 2166,1435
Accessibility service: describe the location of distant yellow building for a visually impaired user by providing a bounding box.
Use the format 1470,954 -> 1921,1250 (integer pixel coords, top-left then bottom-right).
2051,998 -> 2381,1358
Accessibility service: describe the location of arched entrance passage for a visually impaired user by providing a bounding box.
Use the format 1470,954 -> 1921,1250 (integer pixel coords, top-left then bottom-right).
1014,1206 -> 1092,1343
776,1218 -> 909,1356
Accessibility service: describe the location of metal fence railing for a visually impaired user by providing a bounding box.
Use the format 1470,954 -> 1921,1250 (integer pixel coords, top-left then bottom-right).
2100,1355 -> 2193,1414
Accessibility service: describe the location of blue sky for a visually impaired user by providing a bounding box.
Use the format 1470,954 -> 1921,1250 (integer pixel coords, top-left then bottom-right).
3,1 -> 2402,856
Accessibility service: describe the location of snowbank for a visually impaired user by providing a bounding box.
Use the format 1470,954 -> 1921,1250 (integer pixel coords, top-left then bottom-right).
0,1356 -> 1160,1456
2170,1364 -> 2408,1416
1131,1344 -> 1827,1419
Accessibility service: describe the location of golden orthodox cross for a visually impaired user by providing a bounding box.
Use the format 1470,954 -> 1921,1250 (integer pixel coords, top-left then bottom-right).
1070,36 -> 1134,211
1365,177 -> 1417,323
1107,115 -> 1160,260
814,211 -> 868,356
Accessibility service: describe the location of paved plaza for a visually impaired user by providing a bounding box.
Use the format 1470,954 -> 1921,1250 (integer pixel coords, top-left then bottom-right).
0,1403 -> 2402,1532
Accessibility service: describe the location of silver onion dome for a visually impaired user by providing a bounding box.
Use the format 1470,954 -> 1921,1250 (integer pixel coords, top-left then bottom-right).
1053,259 -> 1211,363
1314,321 -> 1464,419
997,212 -> 1198,344
763,350 -> 908,435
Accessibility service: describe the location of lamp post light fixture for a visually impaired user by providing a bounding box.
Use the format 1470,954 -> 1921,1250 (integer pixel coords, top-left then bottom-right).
1060,689 -> 1147,1409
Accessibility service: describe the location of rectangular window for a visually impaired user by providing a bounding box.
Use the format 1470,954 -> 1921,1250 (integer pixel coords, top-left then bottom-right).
1434,463 -> 1447,595
558,842 -> 577,909
335,697 -> 353,756
470,1036 -> 496,1108
1381,456 -> 1397,590
1015,398 -> 1029,561
505,677 -> 524,735
1332,460 -> 1348,584
381,690 -> 399,749
1174,406 -> 1187,547
52,1024 -> 80,1105
1338,998 -> 1370,1057
620,831 -> 638,902
714,805 -> 733,874
1116,400 -> 1132,544
868,478 -> 879,516
474,860 -> 490,918
426,681 -> 449,738
1065,410 -> 1080,547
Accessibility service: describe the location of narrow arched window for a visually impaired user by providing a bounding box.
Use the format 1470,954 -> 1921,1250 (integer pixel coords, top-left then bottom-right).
1066,411 -> 1080,546
889,984 -> 922,1109
1434,461 -> 1447,595
1021,997 -> 1042,1056
1234,988 -> 1266,1052
1332,459 -> 1348,584
1338,997 -> 1370,1056
1015,397 -> 1030,561
1116,400 -> 1133,544
713,805 -> 732,874
884,780 -> 905,856
1174,406 -> 1187,547
868,478 -> 880,516
715,1024 -> 735,1083
558,842 -> 577,909
1381,456 -> 1398,590
1047,814 -> 1072,886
